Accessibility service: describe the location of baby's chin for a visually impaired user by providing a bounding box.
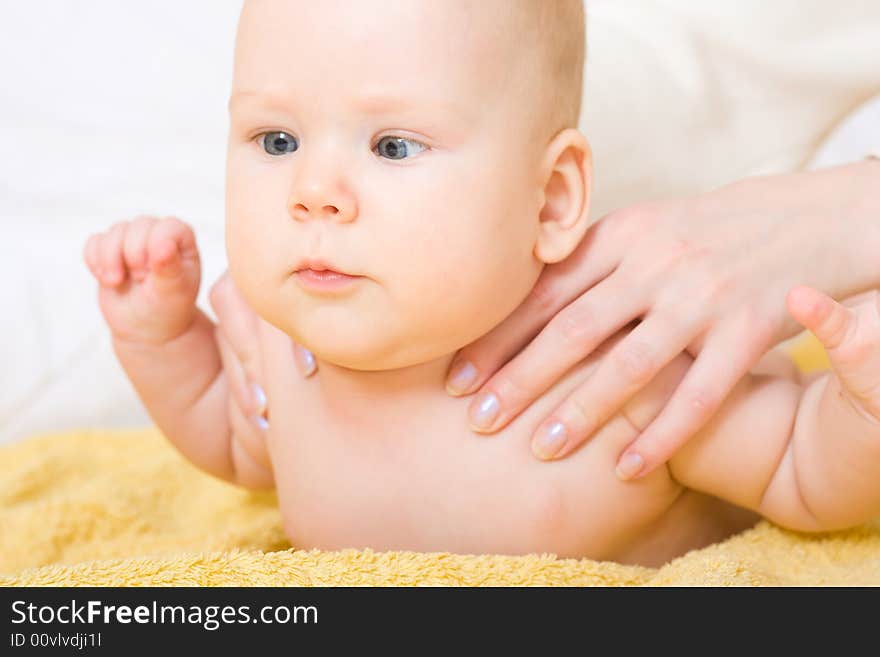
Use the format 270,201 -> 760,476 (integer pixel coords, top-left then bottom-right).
299,335 -> 451,371
290,321 -> 465,372
263,289 -> 504,372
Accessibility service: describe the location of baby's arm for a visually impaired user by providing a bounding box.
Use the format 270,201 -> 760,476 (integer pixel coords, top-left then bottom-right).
83,216 -> 273,489
667,286 -> 880,531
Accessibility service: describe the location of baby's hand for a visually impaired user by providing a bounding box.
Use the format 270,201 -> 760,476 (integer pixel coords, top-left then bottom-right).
787,285 -> 880,423
83,215 -> 201,345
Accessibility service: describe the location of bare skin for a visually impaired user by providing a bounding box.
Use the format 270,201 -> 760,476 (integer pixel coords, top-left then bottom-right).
84,216 -> 880,566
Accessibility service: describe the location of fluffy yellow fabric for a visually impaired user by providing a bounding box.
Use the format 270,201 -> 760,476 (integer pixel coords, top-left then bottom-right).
2,332 -> 877,586
785,328 -> 833,373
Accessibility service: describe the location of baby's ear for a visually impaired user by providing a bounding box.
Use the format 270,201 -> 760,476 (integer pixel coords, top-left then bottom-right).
533,128 -> 592,264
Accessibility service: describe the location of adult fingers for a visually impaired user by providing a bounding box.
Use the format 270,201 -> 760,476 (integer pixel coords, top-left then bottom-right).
228,400 -> 275,489
223,347 -> 273,472
466,269 -> 649,434
614,314 -> 773,480
445,211 -> 625,397
293,343 -> 317,378
210,271 -> 316,384
530,307 -> 706,460
258,317 -> 306,392
216,323 -> 267,432
209,271 -> 267,416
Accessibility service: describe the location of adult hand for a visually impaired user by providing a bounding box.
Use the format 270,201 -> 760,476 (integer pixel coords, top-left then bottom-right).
208,270 -> 316,433
444,161 -> 880,480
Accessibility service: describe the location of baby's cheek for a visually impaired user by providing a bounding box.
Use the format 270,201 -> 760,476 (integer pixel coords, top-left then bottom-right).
622,353 -> 692,432
449,237 -> 535,307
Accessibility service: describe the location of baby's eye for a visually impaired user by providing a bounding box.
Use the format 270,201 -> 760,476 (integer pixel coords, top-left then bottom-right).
259,131 -> 299,156
255,132 -> 427,160
374,136 -> 428,160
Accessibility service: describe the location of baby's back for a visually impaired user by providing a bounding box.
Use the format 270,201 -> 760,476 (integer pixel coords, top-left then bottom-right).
263,328 -> 759,567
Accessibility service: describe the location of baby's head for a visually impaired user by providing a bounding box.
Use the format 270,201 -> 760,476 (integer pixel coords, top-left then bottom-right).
225,0 -> 590,370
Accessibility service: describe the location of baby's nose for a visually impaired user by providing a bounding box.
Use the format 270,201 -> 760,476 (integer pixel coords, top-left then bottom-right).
290,202 -> 341,221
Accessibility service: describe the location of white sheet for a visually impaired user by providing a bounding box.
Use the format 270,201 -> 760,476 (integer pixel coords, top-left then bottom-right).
1,1 -> 878,445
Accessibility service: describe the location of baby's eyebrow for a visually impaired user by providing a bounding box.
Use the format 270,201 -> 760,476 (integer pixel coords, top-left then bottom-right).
228,88 -> 470,122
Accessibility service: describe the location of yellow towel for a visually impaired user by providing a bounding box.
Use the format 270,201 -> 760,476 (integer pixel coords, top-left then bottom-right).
2,331 -> 878,586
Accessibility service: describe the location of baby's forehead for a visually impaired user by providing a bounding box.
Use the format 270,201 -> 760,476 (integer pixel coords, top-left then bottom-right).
235,0 -> 522,96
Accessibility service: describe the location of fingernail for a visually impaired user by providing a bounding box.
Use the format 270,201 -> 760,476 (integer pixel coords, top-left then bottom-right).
250,382 -> 266,414
446,359 -> 478,395
532,421 -> 567,459
469,392 -> 500,431
294,344 -> 317,376
255,415 -> 269,431
616,452 -> 644,480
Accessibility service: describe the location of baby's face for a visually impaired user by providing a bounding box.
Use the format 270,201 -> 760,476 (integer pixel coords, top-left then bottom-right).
226,0 -> 546,370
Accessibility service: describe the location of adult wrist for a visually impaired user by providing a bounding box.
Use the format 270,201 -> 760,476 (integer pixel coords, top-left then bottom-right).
792,161 -> 880,304
864,158 -> 880,286
843,159 -> 880,293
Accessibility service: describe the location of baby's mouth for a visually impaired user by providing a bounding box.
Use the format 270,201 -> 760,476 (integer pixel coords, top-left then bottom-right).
292,257 -> 357,277
297,268 -> 358,281
294,267 -> 364,293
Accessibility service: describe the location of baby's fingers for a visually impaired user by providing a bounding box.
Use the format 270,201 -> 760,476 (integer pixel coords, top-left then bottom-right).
95,222 -> 129,287
83,233 -> 102,280
786,285 -> 853,350
789,285 -> 880,419
146,217 -> 199,283
86,217 -> 159,285
122,215 -> 159,283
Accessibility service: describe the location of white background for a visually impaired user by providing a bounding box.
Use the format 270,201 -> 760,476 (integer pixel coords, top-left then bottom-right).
0,2 -> 239,442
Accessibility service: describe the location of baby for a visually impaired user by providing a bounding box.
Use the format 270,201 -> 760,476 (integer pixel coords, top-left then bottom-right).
83,0 -> 880,567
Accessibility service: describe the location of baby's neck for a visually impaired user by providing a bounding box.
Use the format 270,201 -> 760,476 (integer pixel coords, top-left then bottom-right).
309,352 -> 458,430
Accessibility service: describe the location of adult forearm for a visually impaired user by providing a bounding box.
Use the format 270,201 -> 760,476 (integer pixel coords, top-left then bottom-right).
112,309 -> 233,480
823,160 -> 880,299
